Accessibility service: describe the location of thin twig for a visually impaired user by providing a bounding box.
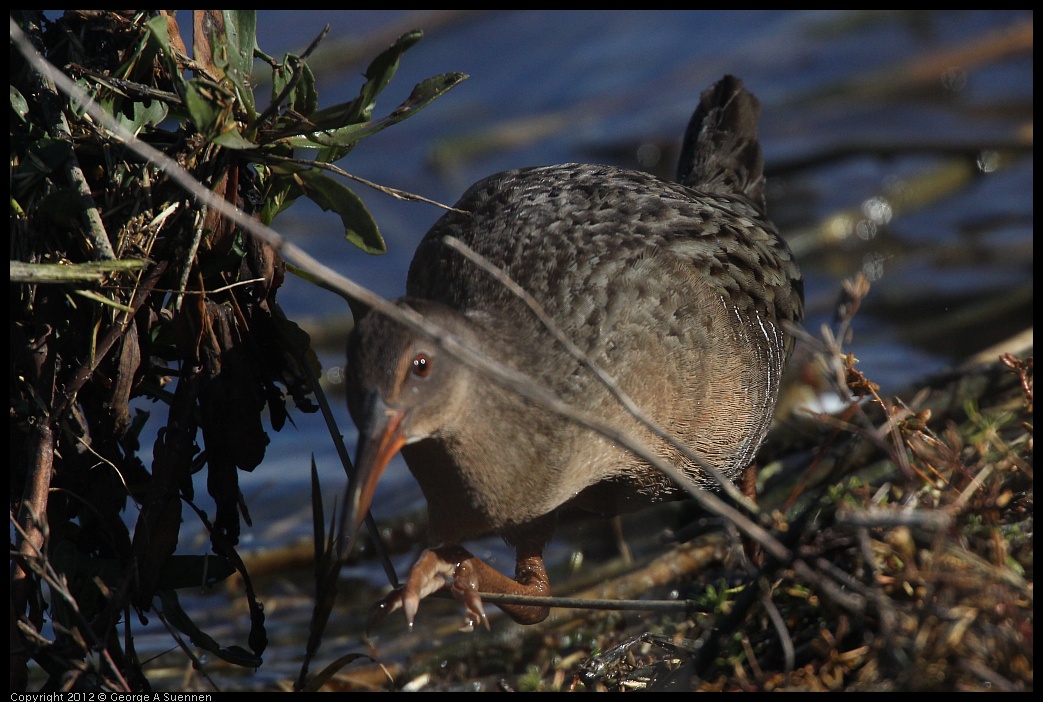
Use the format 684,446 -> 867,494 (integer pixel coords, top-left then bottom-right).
10,511 -> 133,691
16,15 -> 115,261
69,64 -> 184,106
477,592 -> 692,613
263,152 -> 468,213
173,202 -> 207,312
759,578 -> 795,673
246,22 -> 329,135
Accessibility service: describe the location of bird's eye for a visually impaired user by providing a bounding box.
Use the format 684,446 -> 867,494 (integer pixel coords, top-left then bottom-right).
411,353 -> 431,378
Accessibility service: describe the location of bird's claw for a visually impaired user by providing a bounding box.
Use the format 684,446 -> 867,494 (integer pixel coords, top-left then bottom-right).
367,546 -> 489,631
367,582 -> 442,631
453,580 -> 489,632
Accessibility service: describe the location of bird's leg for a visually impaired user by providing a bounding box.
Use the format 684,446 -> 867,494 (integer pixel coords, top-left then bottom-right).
482,541 -> 552,625
740,461 -> 765,567
368,543 -> 551,631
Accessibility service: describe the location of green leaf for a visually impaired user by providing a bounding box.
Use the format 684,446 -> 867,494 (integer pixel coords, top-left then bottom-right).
356,30 -> 424,120
148,15 -> 255,148
258,181 -> 294,226
115,13 -> 165,86
211,126 -> 260,150
257,170 -> 304,226
271,54 -> 318,117
290,30 -> 424,137
282,72 -> 468,159
180,79 -> 225,135
291,60 -> 318,116
144,14 -> 185,90
159,589 -> 264,668
11,86 -> 29,121
94,92 -> 169,134
130,98 -> 170,131
181,79 -> 257,150
295,169 -> 384,254
254,159 -> 330,226
219,10 -> 258,117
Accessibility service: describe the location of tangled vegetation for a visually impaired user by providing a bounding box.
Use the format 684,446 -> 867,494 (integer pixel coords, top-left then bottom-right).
10,10 -> 462,691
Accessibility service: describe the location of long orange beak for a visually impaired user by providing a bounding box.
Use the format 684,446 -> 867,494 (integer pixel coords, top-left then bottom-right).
340,390 -> 407,560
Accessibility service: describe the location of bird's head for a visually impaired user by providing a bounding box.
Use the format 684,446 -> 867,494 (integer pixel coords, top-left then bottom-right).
341,298 -> 476,554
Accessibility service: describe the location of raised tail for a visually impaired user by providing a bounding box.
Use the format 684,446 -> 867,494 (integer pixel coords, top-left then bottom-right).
676,75 -> 765,211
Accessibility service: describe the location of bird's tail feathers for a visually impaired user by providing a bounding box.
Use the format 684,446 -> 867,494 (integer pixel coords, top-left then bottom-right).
676,75 -> 765,210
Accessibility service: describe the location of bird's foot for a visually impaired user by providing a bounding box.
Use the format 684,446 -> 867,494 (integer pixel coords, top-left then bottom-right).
368,545 -> 488,632
367,544 -> 551,632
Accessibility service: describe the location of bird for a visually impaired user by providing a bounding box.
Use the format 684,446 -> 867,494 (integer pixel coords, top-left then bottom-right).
342,75 -> 803,629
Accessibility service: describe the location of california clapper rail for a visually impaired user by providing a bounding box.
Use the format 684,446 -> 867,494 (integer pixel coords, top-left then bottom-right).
343,75 -> 803,629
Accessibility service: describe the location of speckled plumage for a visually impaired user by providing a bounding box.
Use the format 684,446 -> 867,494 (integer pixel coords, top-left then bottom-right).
344,75 -> 803,628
